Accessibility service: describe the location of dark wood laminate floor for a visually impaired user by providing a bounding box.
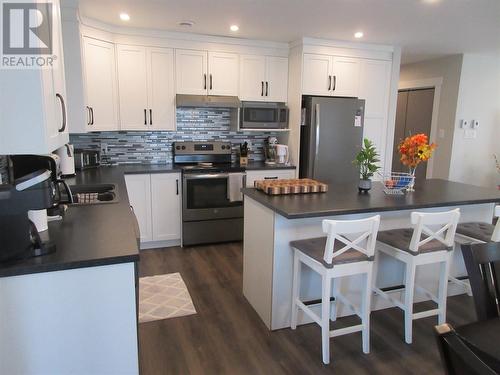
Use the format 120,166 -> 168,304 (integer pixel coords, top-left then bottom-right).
138,242 -> 476,375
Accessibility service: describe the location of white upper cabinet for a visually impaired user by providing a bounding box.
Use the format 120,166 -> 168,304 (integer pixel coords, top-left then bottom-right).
266,56 -> 288,102
147,48 -> 175,131
302,53 -> 360,97
208,52 -> 239,96
117,45 -> 149,130
302,53 -> 333,96
331,56 -> 360,97
175,49 -> 239,96
82,37 -> 119,131
239,55 -> 267,101
117,46 -> 176,131
0,0 -> 68,154
239,55 -> 288,102
358,59 -> 391,117
175,49 -> 208,95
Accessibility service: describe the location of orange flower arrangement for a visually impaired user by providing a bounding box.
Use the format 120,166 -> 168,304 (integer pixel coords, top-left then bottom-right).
398,134 -> 437,169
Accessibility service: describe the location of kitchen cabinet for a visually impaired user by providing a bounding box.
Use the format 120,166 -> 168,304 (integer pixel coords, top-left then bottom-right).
358,59 -> 392,173
0,0 -> 68,154
125,173 -> 181,246
82,37 -> 120,131
245,169 -> 296,188
302,53 -> 360,97
125,174 -> 153,242
175,49 -> 239,96
117,46 -> 176,131
239,55 -> 288,102
151,173 -> 181,241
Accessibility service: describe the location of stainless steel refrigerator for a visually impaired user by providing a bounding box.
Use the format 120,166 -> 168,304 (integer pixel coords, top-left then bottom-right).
300,96 -> 365,185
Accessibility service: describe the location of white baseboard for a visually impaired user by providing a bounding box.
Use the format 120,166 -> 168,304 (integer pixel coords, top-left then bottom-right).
140,239 -> 181,250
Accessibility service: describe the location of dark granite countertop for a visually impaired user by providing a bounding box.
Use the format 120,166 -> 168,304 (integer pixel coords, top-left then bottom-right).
242,179 -> 500,219
244,162 -> 296,171
0,162 -> 296,277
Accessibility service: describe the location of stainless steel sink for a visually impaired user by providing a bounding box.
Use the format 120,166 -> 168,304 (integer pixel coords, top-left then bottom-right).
68,183 -> 119,205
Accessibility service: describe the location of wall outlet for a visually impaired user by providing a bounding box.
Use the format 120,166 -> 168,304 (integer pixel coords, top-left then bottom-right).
460,119 -> 469,128
471,120 -> 479,129
100,143 -> 108,154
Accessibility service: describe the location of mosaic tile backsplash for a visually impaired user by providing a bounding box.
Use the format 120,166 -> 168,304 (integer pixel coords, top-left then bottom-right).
70,108 -> 281,165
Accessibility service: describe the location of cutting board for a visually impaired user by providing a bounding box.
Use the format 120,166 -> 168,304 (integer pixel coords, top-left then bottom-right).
254,178 -> 328,195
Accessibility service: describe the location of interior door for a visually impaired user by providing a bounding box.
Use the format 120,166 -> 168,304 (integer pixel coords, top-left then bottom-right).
302,53 -> 332,96
147,48 -> 175,130
266,56 -> 288,102
117,45 -> 149,130
392,88 -> 435,180
175,49 -> 208,95
82,37 -> 119,131
239,55 -> 266,101
332,56 -> 360,97
208,52 -> 239,96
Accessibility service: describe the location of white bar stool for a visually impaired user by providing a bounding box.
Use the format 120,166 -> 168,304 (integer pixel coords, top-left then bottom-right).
290,215 -> 380,364
373,208 -> 460,344
451,205 -> 500,294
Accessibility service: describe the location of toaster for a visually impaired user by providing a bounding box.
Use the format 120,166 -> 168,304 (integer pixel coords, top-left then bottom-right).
74,149 -> 101,170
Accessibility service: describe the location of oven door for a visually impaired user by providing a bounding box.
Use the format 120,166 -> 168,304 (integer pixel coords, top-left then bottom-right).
182,173 -> 244,221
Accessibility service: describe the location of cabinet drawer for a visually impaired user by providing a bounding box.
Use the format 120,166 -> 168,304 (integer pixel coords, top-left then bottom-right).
245,170 -> 296,188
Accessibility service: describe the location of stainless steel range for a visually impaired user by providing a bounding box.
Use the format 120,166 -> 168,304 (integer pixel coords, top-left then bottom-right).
173,141 -> 246,246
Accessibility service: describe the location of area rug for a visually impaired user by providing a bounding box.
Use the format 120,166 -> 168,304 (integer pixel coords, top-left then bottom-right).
139,273 -> 197,323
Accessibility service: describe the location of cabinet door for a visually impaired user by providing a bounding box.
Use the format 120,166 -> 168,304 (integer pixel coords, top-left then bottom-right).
239,55 -> 266,101
245,170 -> 296,187
358,59 -> 391,118
175,49 -> 208,95
147,48 -> 175,131
125,174 -> 152,242
266,56 -> 288,102
151,173 -> 181,242
117,45 -> 149,130
82,37 -> 119,131
302,54 -> 333,96
331,56 -> 360,97
208,52 -> 239,96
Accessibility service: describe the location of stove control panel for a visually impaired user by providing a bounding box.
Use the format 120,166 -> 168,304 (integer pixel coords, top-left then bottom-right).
173,141 -> 232,155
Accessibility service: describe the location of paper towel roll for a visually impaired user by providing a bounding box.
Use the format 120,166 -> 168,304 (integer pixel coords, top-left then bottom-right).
28,209 -> 48,232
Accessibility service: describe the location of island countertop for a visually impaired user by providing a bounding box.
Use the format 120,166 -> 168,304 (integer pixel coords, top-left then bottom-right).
242,179 -> 500,219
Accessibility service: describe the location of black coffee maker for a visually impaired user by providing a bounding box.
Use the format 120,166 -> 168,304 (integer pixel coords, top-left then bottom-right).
0,169 -> 57,262
10,154 -> 74,215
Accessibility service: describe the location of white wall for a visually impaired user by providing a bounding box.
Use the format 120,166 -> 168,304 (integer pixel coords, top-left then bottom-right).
399,55 -> 463,179
449,52 -> 500,188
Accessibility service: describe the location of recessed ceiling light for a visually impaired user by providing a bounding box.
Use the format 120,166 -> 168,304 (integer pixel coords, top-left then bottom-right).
354,31 -> 364,39
119,13 -> 130,21
178,20 -> 195,27
230,25 -> 239,32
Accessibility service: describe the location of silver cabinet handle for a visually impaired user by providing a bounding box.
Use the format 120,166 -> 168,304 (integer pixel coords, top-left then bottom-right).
56,93 -> 66,133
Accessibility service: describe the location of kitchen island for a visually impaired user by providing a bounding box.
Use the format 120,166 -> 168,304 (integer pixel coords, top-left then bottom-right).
242,179 -> 500,330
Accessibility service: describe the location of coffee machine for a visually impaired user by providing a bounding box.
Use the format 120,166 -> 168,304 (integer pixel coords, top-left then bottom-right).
264,136 -> 279,165
0,169 -> 57,262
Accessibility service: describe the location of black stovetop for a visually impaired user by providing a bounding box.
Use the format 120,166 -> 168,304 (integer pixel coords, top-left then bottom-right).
176,163 -> 245,174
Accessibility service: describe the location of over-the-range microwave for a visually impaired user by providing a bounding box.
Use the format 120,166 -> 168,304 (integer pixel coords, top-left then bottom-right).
240,101 -> 289,130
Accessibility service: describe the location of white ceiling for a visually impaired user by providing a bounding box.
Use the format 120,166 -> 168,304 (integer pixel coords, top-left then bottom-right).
78,0 -> 500,64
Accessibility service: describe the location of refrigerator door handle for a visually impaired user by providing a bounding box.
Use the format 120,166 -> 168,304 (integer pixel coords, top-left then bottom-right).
314,103 -> 320,168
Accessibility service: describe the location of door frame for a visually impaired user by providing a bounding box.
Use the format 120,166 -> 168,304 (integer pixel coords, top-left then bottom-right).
398,77 -> 442,179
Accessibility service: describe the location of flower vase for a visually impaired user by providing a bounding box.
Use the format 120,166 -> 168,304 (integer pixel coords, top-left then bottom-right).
407,167 -> 416,192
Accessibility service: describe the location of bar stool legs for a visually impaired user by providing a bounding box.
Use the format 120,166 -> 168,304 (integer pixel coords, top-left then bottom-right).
361,267 -> 373,353
321,274 -> 332,364
403,262 -> 416,344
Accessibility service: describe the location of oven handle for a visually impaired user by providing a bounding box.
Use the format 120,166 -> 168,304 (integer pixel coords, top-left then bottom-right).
183,173 -> 230,180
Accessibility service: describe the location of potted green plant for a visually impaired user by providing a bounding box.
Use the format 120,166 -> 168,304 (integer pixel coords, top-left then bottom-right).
353,138 -> 380,193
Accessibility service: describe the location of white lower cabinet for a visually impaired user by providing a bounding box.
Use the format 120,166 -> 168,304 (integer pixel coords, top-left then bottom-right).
125,173 -> 181,247
151,173 -> 181,241
245,169 -> 296,188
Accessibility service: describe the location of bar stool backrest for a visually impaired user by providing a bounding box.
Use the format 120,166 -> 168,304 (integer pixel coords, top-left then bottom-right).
492,206 -> 500,242
409,209 -> 461,253
322,215 -> 380,264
